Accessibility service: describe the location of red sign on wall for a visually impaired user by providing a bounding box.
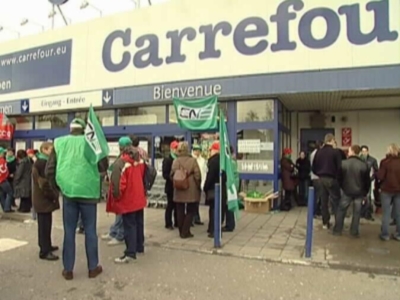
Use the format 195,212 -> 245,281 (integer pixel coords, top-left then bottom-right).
341,127 -> 352,147
0,114 -> 14,141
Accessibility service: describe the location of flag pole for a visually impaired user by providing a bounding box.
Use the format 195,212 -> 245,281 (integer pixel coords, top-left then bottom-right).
214,109 -> 222,248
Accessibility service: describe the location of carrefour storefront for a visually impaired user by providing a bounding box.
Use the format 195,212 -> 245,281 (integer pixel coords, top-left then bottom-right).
0,0 -> 399,198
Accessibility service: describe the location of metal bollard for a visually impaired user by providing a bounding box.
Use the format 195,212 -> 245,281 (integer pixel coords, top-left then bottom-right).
305,186 -> 315,258
214,183 -> 222,248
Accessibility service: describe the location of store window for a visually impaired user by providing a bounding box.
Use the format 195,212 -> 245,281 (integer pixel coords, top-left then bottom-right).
237,129 -> 274,174
8,116 -> 33,130
75,110 -> 114,126
35,114 -> 68,129
240,180 -> 274,195
278,101 -> 283,125
237,100 -> 274,123
169,102 -> 228,123
118,106 -> 166,125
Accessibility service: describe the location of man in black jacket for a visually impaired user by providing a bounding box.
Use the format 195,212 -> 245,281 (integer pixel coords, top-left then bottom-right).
333,145 -> 371,237
162,141 -> 178,230
360,145 -> 378,220
312,134 -> 342,229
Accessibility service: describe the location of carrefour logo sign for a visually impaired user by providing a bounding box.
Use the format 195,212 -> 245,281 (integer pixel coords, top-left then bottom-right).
102,0 -> 398,72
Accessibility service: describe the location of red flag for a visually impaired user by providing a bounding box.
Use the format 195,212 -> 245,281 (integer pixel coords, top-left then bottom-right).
0,114 -> 14,140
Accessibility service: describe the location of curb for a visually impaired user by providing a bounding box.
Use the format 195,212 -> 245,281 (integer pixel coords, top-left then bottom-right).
0,213 -> 31,223
147,241 -> 400,277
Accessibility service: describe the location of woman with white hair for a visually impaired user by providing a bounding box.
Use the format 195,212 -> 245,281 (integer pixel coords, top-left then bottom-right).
377,143 -> 400,241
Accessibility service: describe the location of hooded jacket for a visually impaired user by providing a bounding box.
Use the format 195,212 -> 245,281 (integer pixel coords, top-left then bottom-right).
106,151 -> 146,215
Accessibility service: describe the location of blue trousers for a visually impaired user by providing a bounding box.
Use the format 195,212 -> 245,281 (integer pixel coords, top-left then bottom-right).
0,181 -> 13,212
63,197 -> 99,272
110,214 -> 124,241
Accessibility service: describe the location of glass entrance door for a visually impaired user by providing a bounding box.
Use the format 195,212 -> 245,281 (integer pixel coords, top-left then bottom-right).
13,138 -> 47,152
105,134 -> 152,165
150,132 -> 188,208
154,134 -> 187,171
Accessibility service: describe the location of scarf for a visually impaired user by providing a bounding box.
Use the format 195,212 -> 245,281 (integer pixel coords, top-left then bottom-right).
171,152 -> 177,160
36,153 -> 49,161
6,155 -> 15,163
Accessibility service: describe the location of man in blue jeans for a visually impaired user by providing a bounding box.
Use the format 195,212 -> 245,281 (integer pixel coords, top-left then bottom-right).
0,147 -> 13,213
46,118 -> 109,280
101,214 -> 124,245
333,145 -> 370,237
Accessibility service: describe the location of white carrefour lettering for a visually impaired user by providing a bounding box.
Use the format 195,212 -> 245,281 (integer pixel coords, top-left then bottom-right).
153,84 -> 222,100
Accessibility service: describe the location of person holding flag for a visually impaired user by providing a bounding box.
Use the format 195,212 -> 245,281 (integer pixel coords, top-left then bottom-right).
46,106 -> 109,281
219,111 -> 240,230
204,141 -> 226,238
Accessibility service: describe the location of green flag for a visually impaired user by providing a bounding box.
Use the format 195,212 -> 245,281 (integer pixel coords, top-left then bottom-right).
173,96 -> 218,130
84,105 -> 109,164
219,110 -> 239,214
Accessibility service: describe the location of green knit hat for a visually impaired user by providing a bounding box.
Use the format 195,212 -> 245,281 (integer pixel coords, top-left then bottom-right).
70,118 -> 86,129
119,136 -> 132,147
192,144 -> 201,151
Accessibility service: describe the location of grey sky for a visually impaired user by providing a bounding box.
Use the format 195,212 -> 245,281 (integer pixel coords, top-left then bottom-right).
0,0 -> 168,43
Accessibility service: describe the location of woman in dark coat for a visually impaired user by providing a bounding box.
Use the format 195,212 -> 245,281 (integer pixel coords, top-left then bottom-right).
296,151 -> 311,206
32,142 -> 60,261
204,141 -> 227,238
281,148 -> 296,211
14,150 -> 33,213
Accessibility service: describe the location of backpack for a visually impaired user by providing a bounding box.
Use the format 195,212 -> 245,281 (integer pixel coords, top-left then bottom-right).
144,164 -> 157,191
173,162 -> 190,190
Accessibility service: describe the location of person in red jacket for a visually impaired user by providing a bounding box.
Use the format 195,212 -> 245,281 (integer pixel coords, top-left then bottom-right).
0,147 -> 13,213
107,137 -> 146,264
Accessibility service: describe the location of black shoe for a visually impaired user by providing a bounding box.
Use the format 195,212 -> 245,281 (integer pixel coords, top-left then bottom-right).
194,221 -> 204,225
390,220 -> 396,226
4,209 -> 15,213
222,227 -> 234,232
180,233 -> 194,239
40,253 -> 59,261
51,246 -> 59,252
208,233 -> 214,238
165,225 -> 174,230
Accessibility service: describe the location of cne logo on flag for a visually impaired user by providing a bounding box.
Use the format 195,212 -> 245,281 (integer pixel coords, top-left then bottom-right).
178,103 -> 215,120
84,120 -> 102,155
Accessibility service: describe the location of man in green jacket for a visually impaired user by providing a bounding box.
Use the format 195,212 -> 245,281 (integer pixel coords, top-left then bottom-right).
46,118 -> 108,281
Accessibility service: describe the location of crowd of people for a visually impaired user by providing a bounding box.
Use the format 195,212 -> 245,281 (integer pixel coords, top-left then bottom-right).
0,147 -> 40,214
161,141 -> 238,239
5,120 -> 397,280
0,118 -> 239,280
281,133 -> 399,240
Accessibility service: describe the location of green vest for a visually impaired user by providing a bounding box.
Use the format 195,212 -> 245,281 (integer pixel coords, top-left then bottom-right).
54,135 -> 100,200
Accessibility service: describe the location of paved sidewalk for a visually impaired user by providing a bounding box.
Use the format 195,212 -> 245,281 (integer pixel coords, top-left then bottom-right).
2,203 -> 400,275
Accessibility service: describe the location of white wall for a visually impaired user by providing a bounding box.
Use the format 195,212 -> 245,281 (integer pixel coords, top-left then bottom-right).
290,109 -> 400,162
